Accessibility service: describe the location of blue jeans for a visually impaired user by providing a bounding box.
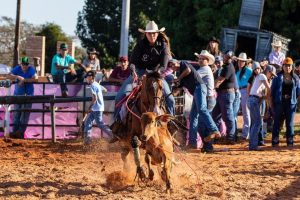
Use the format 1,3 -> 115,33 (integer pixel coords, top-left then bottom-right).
200,97 -> 216,151
53,70 -> 67,93
189,84 -> 218,147
84,111 -> 112,143
272,101 -> 296,146
212,91 -> 236,141
13,103 -> 32,133
240,88 -> 251,139
247,96 -> 261,150
233,90 -> 241,140
259,100 -> 266,141
114,69 -> 175,117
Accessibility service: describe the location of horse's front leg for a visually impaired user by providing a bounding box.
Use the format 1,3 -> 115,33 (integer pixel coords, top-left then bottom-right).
121,147 -> 131,172
131,136 -> 146,181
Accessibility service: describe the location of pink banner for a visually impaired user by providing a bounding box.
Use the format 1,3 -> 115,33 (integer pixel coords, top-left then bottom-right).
0,83 -> 117,139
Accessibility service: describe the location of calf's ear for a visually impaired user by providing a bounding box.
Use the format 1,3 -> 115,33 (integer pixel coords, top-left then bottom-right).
156,114 -> 174,123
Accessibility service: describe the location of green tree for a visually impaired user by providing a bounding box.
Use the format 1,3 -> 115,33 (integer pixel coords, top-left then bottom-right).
262,0 -> 300,58
0,16 -> 41,66
159,0 -> 241,60
36,23 -> 71,73
76,0 -> 159,67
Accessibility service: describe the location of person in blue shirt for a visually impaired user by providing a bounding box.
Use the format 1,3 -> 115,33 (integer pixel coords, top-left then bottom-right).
8,57 -> 38,138
51,43 -> 86,97
83,70 -> 112,145
235,52 -> 253,140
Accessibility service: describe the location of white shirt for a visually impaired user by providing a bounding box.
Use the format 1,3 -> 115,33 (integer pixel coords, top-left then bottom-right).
197,65 -> 215,97
250,74 -> 267,97
269,51 -> 285,66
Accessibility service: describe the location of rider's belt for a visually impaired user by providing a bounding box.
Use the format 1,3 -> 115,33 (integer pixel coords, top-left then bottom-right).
249,95 -> 261,99
218,88 -> 235,93
207,96 -> 215,100
239,86 -> 247,89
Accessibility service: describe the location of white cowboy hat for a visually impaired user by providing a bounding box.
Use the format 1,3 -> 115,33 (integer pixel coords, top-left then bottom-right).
236,52 -> 250,62
271,40 -> 282,47
138,21 -> 165,33
194,50 -> 215,65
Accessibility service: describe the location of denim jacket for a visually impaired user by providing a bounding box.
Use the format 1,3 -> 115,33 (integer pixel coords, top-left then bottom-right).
271,72 -> 300,105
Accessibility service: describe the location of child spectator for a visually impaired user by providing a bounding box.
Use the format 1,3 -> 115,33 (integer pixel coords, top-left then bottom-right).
83,70 -> 112,145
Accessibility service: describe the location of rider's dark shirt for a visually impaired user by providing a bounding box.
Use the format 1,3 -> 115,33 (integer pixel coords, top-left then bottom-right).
130,38 -> 169,71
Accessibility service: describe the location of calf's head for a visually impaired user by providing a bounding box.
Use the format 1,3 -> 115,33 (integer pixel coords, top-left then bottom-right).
140,112 -> 174,141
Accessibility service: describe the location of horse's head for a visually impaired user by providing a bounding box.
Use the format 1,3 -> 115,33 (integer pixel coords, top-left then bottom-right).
141,72 -> 164,115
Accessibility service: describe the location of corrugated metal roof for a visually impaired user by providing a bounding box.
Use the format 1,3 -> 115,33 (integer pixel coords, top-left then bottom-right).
238,0 -> 265,30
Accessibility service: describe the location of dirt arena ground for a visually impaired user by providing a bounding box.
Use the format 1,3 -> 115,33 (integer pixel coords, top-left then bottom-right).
0,117 -> 300,200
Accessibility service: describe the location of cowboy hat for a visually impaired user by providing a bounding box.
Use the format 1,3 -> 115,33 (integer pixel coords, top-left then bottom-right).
87,47 -> 99,55
271,40 -> 282,47
236,52 -> 250,62
194,50 -> 215,65
138,21 -> 165,33
209,36 -> 220,44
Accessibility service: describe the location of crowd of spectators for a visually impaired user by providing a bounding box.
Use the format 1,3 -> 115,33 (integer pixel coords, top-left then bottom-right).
4,20 -> 300,151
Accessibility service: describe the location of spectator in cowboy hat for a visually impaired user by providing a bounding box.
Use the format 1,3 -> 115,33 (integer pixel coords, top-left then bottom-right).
108,56 -> 130,84
235,52 -> 253,140
206,36 -> 222,57
194,50 -> 218,152
271,57 -> 300,147
169,58 -> 220,152
114,20 -> 175,119
269,40 -> 285,67
83,47 -> 100,72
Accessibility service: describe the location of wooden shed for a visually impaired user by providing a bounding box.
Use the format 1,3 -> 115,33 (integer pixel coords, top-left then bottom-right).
220,0 -> 290,61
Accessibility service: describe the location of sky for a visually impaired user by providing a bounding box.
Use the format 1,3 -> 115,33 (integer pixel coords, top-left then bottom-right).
0,0 -> 85,36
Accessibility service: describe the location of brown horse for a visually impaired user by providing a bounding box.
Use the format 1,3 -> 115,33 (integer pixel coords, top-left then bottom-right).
111,72 -> 165,172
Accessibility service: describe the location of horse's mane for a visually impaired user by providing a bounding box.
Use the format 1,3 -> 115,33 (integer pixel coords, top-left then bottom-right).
146,72 -> 162,79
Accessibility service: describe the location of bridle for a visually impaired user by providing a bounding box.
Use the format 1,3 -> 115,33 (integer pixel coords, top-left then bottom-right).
144,76 -> 163,111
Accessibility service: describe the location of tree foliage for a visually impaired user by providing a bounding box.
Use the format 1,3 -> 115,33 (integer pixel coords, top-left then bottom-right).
159,0 -> 242,60
36,23 -> 71,73
262,0 -> 300,58
0,16 -> 41,66
77,0 -> 300,63
76,0 -> 158,67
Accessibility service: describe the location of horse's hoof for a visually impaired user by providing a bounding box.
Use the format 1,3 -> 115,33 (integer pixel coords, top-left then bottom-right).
138,167 -> 147,181
149,169 -> 154,181
161,170 -> 167,182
